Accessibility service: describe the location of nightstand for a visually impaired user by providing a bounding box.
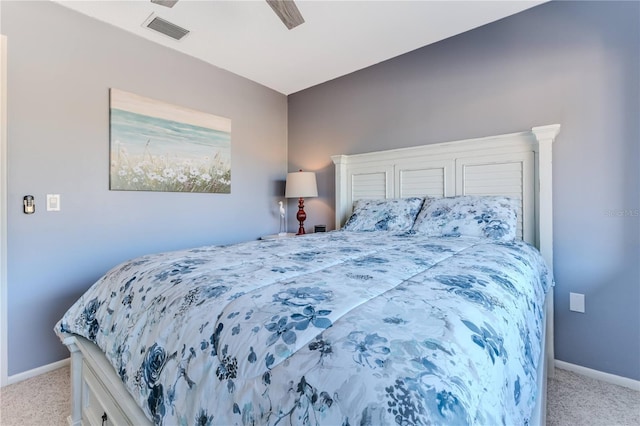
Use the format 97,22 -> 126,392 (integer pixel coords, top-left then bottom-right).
260,233 -> 297,240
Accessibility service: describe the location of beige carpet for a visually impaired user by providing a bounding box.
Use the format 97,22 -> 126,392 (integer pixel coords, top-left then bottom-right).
0,366 -> 69,426
547,368 -> 640,426
0,365 -> 638,425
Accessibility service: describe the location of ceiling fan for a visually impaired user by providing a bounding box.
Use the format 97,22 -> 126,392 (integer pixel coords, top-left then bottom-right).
151,0 -> 305,30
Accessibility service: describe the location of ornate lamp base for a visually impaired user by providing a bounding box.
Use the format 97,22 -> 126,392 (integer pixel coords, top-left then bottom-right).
296,197 -> 307,235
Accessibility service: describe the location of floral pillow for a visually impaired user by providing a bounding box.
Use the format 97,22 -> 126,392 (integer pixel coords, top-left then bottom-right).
342,197 -> 425,232
411,195 -> 518,241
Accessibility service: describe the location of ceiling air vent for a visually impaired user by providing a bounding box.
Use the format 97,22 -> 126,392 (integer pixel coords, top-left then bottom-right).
143,13 -> 189,41
151,0 -> 178,7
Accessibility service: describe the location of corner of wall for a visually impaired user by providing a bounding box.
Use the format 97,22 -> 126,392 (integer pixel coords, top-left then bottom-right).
1,33 -> 9,387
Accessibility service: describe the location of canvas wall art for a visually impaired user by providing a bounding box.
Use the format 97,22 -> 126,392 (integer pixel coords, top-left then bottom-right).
109,88 -> 231,193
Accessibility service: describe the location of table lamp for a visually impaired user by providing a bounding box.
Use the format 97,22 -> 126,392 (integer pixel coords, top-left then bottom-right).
285,170 -> 318,235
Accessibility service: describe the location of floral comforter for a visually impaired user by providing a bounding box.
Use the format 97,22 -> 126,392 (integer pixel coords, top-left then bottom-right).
55,231 -> 552,426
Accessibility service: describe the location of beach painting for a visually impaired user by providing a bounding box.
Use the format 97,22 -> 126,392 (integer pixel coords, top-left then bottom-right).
109,88 -> 231,193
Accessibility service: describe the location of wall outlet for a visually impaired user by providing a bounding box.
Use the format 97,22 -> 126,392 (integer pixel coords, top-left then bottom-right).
569,292 -> 585,313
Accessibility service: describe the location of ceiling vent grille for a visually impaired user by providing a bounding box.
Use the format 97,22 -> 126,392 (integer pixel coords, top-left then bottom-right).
143,14 -> 189,41
151,0 -> 178,7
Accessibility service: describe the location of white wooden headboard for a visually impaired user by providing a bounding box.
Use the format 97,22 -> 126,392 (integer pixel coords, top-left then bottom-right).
331,124 -> 561,376
332,125 -> 560,266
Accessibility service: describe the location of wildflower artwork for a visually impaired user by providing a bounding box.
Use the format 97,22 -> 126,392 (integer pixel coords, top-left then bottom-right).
109,89 -> 231,193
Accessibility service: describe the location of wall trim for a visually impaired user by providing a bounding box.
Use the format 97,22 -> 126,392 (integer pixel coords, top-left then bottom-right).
4,357 -> 70,387
555,360 -> 640,391
5,358 -> 640,391
6,358 -> 640,392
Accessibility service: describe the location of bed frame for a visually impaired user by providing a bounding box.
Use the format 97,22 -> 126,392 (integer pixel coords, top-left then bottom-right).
332,124 -> 560,425
63,124 -> 560,426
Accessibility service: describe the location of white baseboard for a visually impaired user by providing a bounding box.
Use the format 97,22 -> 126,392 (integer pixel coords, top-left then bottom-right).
4,357 -> 638,393
3,357 -> 70,386
555,360 -> 640,391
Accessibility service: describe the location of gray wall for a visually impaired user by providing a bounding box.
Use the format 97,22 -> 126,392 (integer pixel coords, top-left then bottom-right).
2,1 -> 287,375
289,1 -> 640,380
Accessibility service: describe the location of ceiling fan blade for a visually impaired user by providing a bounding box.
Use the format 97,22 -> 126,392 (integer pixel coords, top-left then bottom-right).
266,0 -> 305,30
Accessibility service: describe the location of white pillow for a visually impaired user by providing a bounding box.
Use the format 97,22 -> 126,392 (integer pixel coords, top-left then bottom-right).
342,197 -> 425,232
411,195 -> 518,242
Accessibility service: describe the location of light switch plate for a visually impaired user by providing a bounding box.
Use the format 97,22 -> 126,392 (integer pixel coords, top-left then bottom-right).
569,292 -> 585,313
46,194 -> 60,211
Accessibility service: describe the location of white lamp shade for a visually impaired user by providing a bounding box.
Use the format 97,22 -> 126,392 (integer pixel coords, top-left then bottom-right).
285,171 -> 318,198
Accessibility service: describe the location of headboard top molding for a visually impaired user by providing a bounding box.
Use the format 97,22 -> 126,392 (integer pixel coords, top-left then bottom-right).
332,125 -> 560,165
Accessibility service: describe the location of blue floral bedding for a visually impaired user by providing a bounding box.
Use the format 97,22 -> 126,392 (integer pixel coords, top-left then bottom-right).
55,231 -> 552,426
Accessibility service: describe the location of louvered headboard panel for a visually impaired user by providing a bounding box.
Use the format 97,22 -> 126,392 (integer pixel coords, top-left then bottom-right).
399,170 -> 445,198
351,170 -> 390,200
332,126 -> 559,252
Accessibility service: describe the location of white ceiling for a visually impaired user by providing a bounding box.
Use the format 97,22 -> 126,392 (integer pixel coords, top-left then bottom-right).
55,0 -> 545,95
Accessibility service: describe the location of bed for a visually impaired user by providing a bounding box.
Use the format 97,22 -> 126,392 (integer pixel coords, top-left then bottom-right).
56,124 -> 560,426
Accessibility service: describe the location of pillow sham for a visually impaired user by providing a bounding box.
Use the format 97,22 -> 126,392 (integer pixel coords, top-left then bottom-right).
411,195 -> 518,241
342,197 -> 425,232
